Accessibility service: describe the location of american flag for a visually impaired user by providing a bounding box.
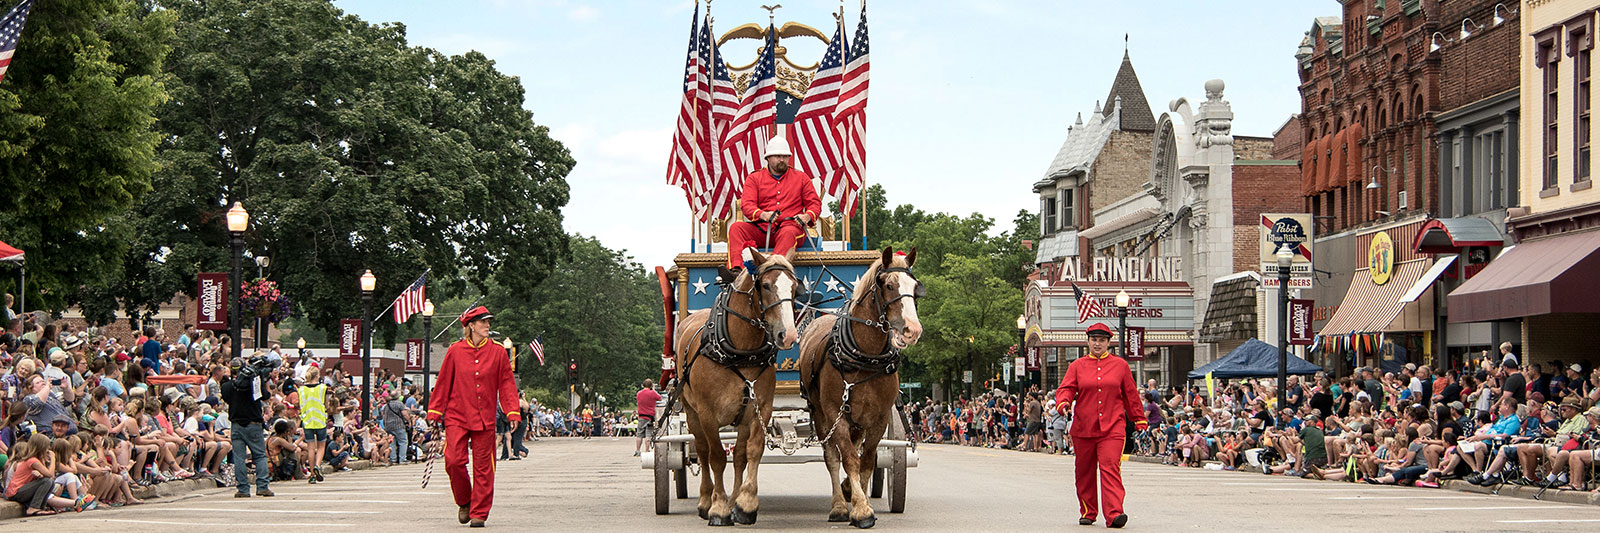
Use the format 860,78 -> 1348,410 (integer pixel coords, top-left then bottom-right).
0,0 -> 34,86
528,336 -> 545,366
700,16 -> 740,221
713,25 -> 778,218
829,4 -> 871,216
391,272 -> 428,323
788,20 -> 848,187
1071,281 -> 1102,324
666,5 -> 702,211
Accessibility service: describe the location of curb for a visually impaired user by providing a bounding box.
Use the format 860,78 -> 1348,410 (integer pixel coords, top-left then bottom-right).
0,459 -> 377,521
1126,453 -> 1600,506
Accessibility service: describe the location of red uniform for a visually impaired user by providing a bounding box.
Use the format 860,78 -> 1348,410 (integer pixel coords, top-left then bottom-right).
427,337 -> 521,521
1055,350 -> 1146,525
726,167 -> 821,268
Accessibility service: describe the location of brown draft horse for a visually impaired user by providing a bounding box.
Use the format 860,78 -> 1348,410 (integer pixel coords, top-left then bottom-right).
673,250 -> 799,526
798,247 -> 924,529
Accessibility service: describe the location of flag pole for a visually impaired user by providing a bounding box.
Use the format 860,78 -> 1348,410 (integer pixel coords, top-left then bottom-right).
375,267 -> 431,322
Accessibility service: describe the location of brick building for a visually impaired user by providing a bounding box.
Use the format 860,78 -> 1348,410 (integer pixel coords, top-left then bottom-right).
1295,3 -> 1440,232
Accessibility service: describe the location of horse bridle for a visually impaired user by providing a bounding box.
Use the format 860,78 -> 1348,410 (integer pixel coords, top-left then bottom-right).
837,265 -> 925,332
720,262 -> 801,329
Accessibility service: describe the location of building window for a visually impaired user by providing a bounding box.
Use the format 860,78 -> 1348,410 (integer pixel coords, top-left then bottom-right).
1042,196 -> 1058,234
1061,188 -> 1075,230
1577,31 -> 1592,184
1543,36 -> 1562,193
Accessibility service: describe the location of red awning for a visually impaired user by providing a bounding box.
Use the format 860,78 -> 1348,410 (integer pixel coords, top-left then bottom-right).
1412,218 -> 1505,254
1447,229 -> 1600,323
0,240 -> 21,262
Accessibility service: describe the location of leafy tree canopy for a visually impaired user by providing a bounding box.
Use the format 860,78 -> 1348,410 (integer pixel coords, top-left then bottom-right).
103,0 -> 572,339
0,0 -> 174,313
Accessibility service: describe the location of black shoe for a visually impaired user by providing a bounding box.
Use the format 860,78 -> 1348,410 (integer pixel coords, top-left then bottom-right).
1465,473 -> 1485,485
469,518 -> 485,528
1479,474 -> 1502,486
1109,514 -> 1128,529
1079,518 -> 1094,526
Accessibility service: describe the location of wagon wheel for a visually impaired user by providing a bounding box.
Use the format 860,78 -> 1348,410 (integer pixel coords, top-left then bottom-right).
885,403 -> 908,513
675,443 -> 690,499
886,447 -> 907,513
654,442 -> 671,515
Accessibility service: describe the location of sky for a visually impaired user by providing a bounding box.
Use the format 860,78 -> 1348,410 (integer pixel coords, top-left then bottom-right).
332,0 -> 1337,269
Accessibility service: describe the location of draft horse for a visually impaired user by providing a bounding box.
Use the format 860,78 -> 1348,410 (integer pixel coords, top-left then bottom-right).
672,251 -> 800,526
797,247 -> 924,529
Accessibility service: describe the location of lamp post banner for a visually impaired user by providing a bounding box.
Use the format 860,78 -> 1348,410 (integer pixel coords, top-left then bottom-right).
1125,326 -> 1146,360
1026,346 -> 1040,371
197,272 -> 229,330
406,338 -> 424,371
339,319 -> 361,358
1289,299 -> 1314,345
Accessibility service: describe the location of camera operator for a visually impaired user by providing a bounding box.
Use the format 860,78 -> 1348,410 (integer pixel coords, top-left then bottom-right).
221,354 -> 280,497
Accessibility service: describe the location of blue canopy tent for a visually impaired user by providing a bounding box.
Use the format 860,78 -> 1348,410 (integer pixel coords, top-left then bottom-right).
1187,338 -> 1322,380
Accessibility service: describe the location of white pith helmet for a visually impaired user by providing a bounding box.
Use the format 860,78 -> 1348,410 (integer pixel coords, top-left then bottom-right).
764,136 -> 792,158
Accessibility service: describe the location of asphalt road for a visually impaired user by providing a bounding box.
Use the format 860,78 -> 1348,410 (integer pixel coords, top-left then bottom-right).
24,437 -> 1600,531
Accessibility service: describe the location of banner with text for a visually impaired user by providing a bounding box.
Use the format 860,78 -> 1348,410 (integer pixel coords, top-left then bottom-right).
1125,326 -> 1146,361
1289,299 -> 1314,346
406,338 -> 424,371
1026,346 -> 1040,371
196,273 -> 229,330
339,319 -> 361,357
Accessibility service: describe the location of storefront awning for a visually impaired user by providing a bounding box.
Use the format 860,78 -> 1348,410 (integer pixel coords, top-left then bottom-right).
1077,207 -> 1160,240
1319,259 -> 1432,336
1413,217 -> 1505,254
1400,255 -> 1456,304
1447,229 -> 1600,323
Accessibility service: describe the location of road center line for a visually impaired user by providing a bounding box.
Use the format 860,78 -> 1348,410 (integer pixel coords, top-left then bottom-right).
1499,519 -> 1600,524
119,507 -> 379,514
1330,496 -> 1485,500
1409,506 -> 1564,511
276,499 -> 412,504
94,519 -> 352,527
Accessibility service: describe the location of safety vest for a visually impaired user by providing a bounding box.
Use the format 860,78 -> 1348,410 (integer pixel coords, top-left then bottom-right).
299,384 -> 328,429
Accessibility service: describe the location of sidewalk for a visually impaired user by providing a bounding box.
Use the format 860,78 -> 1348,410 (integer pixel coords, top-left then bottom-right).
0,459 -> 377,520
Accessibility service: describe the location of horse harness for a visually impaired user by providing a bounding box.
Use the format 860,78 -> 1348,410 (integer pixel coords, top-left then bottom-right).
807,265 -> 925,447
682,262 -> 798,428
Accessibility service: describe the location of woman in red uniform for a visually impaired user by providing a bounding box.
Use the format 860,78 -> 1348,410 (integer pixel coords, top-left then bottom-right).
1055,323 -> 1146,528
427,306 -> 521,528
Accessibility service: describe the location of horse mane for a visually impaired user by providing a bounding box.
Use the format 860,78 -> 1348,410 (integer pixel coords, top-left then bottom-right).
848,253 -> 909,308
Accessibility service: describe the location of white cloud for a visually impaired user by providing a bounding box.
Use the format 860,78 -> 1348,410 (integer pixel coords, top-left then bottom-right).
569,5 -> 598,22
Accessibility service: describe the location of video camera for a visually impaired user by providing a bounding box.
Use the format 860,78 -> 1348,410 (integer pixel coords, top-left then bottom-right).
235,354 -> 283,380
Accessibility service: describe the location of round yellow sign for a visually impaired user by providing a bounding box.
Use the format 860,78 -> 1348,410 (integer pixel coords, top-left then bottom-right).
1369,231 -> 1394,285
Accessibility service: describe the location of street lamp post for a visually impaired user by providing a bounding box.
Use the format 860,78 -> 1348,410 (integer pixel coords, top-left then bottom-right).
422,299 -> 434,408
965,335 -> 975,397
1275,244 -> 1294,410
226,203 -> 249,362
1114,290 -> 1131,380
359,269 -> 376,424
254,255 -> 270,349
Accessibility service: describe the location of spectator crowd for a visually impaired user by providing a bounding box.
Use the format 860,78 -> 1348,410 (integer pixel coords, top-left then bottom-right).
911,346 -> 1600,496
0,308 -> 589,518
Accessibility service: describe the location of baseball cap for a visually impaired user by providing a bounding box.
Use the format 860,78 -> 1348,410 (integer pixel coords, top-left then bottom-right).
1403,363 -> 1417,372
114,351 -> 132,362
1587,406 -> 1600,419
50,413 -> 72,425
1571,363 -> 1584,374
1447,401 -> 1465,412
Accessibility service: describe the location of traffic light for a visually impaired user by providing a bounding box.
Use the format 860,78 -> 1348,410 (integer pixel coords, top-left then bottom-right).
566,360 -> 579,383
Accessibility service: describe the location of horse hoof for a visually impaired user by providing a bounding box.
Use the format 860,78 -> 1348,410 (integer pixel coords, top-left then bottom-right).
708,514 -> 734,527
828,512 -> 850,523
698,508 -> 709,520
850,515 -> 877,529
732,506 -> 757,525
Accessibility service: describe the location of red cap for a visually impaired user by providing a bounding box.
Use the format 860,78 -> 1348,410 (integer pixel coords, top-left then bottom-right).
1085,323 -> 1114,338
114,351 -> 132,362
459,306 -> 494,327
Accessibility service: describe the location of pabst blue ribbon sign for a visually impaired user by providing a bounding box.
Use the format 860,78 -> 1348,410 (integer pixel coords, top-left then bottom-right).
196,273 -> 229,330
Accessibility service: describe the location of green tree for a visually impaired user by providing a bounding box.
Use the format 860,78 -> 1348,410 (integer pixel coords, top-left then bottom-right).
111,0 -> 571,338
484,236 -> 662,406
0,0 -> 174,315
905,254 -> 1023,396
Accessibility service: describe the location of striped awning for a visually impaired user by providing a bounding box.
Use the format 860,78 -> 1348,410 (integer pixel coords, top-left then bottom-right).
1318,259 -> 1431,336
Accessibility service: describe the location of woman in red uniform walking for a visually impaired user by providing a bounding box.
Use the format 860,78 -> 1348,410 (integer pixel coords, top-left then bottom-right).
427,306 -> 521,528
1055,323 -> 1146,528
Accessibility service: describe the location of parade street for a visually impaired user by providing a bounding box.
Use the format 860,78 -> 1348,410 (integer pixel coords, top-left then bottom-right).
14,437 -> 1600,532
